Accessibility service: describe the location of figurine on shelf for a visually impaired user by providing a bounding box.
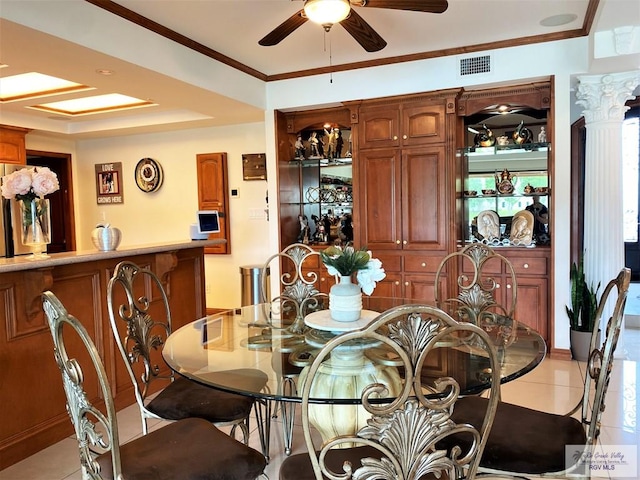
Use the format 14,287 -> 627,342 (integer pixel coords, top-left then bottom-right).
510,210 -> 534,246
308,131 -> 320,157
324,127 -> 338,159
471,124 -> 495,147
538,126 -> 547,143
295,135 -> 305,159
513,120 -> 533,145
339,213 -> 353,242
297,214 -> 310,243
495,168 -> 517,194
477,210 -> 500,241
335,129 -> 344,158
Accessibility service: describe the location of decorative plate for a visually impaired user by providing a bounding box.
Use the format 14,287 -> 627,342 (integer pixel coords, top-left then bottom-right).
135,158 -> 163,192
304,309 -> 378,333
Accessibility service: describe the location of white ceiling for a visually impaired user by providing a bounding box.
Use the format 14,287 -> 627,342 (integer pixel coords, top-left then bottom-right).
0,0 -> 638,139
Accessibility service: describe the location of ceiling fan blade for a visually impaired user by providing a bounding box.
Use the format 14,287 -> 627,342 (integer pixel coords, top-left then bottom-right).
259,9 -> 308,46
340,9 -> 387,52
354,0 -> 448,13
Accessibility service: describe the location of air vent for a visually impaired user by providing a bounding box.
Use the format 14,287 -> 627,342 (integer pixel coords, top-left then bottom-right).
459,55 -> 492,76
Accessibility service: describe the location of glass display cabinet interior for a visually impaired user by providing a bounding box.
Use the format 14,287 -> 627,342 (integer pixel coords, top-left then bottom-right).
275,107 -> 354,248
460,108 -> 550,247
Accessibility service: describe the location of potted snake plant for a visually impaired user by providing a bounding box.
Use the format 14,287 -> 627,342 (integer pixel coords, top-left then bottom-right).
565,255 -> 601,361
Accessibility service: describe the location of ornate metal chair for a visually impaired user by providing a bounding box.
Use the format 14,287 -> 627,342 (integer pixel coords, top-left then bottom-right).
435,243 -> 519,347
259,243 -> 329,456
279,304 -> 501,480
260,242 -> 329,334
448,267 -> 630,479
42,291 -> 267,480
107,261 -> 265,443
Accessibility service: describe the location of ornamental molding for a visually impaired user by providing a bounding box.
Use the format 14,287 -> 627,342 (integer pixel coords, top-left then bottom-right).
576,71 -> 640,124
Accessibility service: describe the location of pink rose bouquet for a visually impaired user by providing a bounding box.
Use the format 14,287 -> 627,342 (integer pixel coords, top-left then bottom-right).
1,166 -> 59,201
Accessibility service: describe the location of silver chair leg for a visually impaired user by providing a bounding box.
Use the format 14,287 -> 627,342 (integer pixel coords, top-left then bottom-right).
280,376 -> 297,456
253,398 -> 272,461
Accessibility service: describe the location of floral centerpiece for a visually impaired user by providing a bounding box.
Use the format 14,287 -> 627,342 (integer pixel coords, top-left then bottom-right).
320,245 -> 385,322
1,166 -> 59,256
320,245 -> 385,295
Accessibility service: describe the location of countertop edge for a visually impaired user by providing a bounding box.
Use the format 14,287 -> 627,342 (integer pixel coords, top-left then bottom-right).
0,239 -> 226,273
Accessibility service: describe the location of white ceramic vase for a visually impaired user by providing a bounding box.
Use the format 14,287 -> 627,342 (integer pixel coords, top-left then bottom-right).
329,275 -> 362,322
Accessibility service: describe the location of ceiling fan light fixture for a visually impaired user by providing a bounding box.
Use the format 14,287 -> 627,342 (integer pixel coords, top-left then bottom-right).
304,0 -> 350,31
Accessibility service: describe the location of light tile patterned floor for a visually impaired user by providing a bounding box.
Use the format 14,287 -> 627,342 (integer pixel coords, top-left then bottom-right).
1,329 -> 638,480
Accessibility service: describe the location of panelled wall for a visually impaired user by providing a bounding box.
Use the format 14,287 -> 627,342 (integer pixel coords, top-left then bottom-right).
0,247 -> 206,469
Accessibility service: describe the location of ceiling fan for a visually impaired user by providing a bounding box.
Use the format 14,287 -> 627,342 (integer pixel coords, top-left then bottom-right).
259,0 -> 449,53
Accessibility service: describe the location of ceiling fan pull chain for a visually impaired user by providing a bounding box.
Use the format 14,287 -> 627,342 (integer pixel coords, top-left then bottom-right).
327,32 -> 334,84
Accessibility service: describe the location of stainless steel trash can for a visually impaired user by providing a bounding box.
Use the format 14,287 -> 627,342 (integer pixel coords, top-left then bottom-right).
239,265 -> 269,306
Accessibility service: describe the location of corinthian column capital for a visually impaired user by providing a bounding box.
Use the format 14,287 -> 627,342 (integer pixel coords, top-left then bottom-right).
576,71 -> 640,124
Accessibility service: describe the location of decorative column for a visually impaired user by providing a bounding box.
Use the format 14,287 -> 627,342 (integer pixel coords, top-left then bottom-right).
576,72 -> 639,291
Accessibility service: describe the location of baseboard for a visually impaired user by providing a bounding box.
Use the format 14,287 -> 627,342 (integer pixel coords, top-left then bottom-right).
549,347 -> 572,360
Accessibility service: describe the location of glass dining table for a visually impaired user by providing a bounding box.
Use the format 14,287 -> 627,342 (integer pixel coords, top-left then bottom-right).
162,301 -> 546,460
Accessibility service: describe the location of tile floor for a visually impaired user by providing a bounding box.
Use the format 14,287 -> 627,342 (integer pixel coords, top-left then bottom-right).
1,328 -> 638,480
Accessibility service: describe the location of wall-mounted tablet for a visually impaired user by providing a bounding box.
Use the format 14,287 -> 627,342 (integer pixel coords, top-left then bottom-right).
197,210 -> 220,234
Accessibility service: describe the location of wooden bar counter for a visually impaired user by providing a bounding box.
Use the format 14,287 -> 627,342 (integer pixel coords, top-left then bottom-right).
0,240 -> 223,469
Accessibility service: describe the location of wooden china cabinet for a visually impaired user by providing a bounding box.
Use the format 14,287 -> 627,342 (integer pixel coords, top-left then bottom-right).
345,89 -> 459,306
274,81 -> 552,342
275,107 -> 354,294
456,81 -> 552,342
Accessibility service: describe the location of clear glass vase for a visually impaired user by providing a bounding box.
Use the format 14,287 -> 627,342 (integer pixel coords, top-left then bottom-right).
19,198 -> 51,259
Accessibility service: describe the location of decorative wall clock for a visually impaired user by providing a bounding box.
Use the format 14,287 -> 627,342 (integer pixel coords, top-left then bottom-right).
135,158 -> 163,192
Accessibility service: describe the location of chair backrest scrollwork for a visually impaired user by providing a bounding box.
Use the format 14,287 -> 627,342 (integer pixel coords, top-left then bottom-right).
43,291 -> 121,480
435,243 -> 518,347
260,243 -> 328,333
300,304 -> 501,480
107,261 -> 173,432
580,267 -> 630,446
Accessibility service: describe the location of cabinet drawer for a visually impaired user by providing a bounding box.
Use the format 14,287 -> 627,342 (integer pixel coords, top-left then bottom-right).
510,256 -> 547,276
374,252 -> 402,272
404,255 -> 443,273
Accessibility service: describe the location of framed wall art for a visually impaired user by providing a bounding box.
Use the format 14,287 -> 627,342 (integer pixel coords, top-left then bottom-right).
95,162 -> 124,204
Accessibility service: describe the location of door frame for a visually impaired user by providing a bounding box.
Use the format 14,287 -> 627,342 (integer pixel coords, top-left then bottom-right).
26,150 -> 76,253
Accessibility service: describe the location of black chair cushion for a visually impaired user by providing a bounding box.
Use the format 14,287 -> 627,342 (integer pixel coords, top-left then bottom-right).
147,376 -> 257,423
449,396 -> 587,474
97,417 -> 266,480
280,445 -> 448,480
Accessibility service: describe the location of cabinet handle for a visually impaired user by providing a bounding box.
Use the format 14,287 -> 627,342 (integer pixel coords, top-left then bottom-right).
395,281 -> 400,286
393,135 -> 398,140
421,262 -> 426,267
403,240 -> 407,245
496,283 -> 501,289
403,134 -> 407,140
507,284 -> 511,289
396,240 -> 401,244
523,263 -> 529,269
320,277 -> 325,282
404,282 -> 409,286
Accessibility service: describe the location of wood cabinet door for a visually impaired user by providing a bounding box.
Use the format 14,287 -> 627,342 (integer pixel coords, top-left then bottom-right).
509,276 -> 548,342
358,149 -> 402,250
197,152 -> 230,254
403,273 -> 440,303
359,105 -> 401,149
402,103 -> 446,146
401,146 -> 448,251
